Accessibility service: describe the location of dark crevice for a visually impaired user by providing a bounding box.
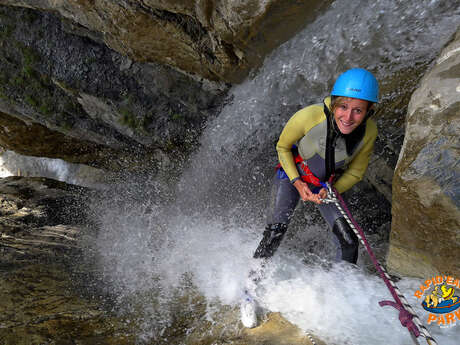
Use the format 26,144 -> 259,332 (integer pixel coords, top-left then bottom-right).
135,3 -> 219,64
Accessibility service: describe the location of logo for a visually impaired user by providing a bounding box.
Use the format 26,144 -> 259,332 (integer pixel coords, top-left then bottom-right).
414,275 -> 460,328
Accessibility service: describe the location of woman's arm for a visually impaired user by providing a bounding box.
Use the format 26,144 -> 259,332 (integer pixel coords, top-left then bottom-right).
276,104 -> 326,203
276,105 -> 325,183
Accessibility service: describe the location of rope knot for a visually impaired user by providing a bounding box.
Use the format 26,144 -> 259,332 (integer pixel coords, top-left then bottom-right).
379,300 -> 420,338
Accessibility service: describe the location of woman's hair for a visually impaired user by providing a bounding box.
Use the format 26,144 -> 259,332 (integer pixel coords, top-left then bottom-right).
330,96 -> 372,113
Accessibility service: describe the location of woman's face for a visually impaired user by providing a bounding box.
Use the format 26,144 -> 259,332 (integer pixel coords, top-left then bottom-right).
333,97 -> 369,134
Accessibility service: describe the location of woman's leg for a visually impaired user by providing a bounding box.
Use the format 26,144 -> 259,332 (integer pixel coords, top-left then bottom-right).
317,202 -> 359,263
253,172 -> 300,258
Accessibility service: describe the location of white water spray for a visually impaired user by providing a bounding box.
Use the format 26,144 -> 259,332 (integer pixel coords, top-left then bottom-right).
0,150 -> 109,188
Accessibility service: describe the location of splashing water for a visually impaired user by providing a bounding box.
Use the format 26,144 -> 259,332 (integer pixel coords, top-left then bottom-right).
258,256 -> 460,345
95,199 -> 460,344
92,0 -> 460,344
0,150 -> 73,180
0,150 -> 108,188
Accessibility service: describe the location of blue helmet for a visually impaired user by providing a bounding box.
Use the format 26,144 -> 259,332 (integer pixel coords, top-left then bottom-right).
331,68 -> 379,103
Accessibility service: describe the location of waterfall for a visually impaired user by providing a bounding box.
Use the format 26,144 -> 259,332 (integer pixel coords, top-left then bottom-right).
92,0 -> 460,344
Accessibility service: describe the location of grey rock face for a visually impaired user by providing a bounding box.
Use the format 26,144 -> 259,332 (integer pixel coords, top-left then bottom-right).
388,27 -> 460,278
0,0 -> 330,83
0,5 -> 227,169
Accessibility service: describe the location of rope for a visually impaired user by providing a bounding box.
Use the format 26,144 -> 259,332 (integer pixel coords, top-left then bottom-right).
321,183 -> 437,345
305,331 -> 317,345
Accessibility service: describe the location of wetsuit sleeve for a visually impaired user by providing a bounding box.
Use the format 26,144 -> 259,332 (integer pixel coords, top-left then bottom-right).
276,106 -> 324,182
334,119 -> 378,193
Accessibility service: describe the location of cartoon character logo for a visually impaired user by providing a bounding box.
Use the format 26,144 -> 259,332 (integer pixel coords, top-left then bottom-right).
414,275 -> 460,328
423,284 -> 459,312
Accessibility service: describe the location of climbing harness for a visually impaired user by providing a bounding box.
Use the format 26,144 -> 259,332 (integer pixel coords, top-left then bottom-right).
275,149 -> 324,187
319,182 -> 437,345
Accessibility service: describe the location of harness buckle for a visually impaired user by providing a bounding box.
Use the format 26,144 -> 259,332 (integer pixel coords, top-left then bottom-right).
319,181 -> 337,204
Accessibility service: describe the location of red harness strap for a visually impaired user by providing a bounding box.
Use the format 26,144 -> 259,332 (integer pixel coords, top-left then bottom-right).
276,154 -> 322,187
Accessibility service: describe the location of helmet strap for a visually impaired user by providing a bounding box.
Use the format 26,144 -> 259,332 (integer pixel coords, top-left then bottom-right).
324,99 -> 339,181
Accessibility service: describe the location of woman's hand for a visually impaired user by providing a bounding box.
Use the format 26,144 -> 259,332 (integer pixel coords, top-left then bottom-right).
293,179 -> 323,204
318,187 -> 328,201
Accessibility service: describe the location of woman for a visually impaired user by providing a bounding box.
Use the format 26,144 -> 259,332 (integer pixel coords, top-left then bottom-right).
253,68 -> 379,264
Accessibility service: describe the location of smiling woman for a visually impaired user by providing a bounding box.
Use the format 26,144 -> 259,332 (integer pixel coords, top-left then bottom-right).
330,68 -> 378,135
332,97 -> 369,135
243,68 -> 379,328
252,68 -> 379,264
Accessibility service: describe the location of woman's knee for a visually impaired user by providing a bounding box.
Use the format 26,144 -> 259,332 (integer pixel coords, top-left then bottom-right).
332,217 -> 358,264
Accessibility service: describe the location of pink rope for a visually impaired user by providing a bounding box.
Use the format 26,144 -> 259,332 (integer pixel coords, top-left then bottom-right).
332,186 -> 421,338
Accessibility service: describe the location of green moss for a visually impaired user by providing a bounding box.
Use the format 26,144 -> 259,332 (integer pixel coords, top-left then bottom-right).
22,65 -> 35,78
170,113 -> 184,121
63,99 -> 80,113
0,9 -> 81,124
117,96 -> 155,135
119,108 -> 140,131
0,88 -> 8,100
39,101 -> 54,116
165,140 -> 177,152
25,95 -> 38,107
0,41 -> 59,116
23,75 -> 56,116
12,75 -> 25,87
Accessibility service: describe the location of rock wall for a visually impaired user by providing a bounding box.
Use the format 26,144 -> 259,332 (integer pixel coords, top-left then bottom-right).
0,111 -> 118,168
0,0 -> 330,83
0,5 -> 227,170
387,27 -> 460,278
0,1 -> 329,171
365,65 -> 429,202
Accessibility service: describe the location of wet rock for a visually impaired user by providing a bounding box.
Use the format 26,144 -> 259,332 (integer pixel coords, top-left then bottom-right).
0,111 -> 124,170
137,287 -> 327,345
0,0 -> 331,83
388,27 -> 460,278
0,176 -> 137,343
0,176 -> 92,263
0,5 -> 226,169
241,312 -> 326,345
365,64 -> 431,202
0,263 -> 135,344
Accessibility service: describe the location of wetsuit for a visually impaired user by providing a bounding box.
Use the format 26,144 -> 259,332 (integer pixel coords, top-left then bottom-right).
255,97 -> 377,263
